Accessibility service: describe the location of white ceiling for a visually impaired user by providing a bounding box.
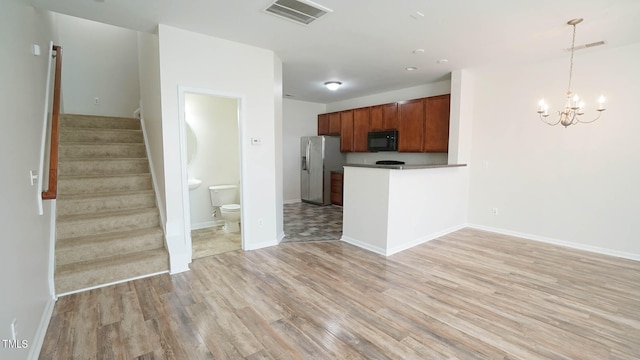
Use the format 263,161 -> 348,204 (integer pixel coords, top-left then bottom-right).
30,0 -> 640,104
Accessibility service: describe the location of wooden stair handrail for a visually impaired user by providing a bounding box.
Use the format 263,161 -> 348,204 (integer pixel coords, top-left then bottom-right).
42,45 -> 62,200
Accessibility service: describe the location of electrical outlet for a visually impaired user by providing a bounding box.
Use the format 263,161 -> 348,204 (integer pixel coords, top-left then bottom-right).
492,208 -> 499,215
94,97 -> 100,105
258,218 -> 264,228
11,318 -> 17,341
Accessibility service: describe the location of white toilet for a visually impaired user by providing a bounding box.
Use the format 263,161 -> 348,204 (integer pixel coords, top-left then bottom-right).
208,185 -> 241,233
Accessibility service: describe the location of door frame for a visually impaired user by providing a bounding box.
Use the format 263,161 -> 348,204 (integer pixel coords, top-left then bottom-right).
177,86 -> 246,260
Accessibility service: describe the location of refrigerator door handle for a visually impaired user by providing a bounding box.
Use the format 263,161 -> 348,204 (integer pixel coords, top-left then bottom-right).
305,139 -> 311,173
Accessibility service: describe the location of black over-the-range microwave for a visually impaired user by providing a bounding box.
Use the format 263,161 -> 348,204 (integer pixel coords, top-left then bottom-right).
367,130 -> 398,152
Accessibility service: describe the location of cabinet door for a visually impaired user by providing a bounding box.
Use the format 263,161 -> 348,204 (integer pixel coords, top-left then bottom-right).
340,110 -> 354,152
318,113 -> 329,135
398,98 -> 424,152
328,112 -> 341,135
423,94 -> 450,152
382,103 -> 398,130
369,105 -> 383,131
352,107 -> 370,152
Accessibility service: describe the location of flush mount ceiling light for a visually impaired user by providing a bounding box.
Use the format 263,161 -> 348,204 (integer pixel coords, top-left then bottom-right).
405,67 -> 418,71
537,18 -> 606,127
324,81 -> 342,91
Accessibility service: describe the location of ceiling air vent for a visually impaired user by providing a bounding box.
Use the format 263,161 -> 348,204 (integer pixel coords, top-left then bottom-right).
264,0 -> 332,25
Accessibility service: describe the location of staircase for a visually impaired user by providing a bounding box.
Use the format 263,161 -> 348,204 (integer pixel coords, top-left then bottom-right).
54,114 -> 169,295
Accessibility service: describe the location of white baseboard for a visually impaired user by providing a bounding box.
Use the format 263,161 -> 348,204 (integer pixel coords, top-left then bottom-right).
283,199 -> 301,205
341,224 -> 467,257
467,224 -> 640,262
191,221 -> 222,230
340,235 -> 387,256
386,224 -> 467,256
28,296 -> 56,360
244,239 -> 280,251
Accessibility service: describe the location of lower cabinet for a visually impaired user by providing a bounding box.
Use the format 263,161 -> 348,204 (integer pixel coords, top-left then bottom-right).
330,171 -> 343,206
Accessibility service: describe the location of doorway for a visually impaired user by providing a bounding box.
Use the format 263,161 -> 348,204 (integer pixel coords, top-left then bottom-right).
179,88 -> 244,259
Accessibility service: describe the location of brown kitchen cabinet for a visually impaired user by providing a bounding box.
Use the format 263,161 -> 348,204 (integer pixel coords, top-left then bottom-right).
340,110 -> 354,152
328,112 -> 341,135
397,98 -> 425,152
370,103 -> 398,131
330,171 -> 344,206
352,107 -> 370,152
423,94 -> 451,152
317,113 -> 329,135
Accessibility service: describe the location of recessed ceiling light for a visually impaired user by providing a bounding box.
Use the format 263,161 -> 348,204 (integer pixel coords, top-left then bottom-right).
324,81 -> 342,91
405,67 -> 418,71
437,59 -> 449,64
412,49 -> 425,54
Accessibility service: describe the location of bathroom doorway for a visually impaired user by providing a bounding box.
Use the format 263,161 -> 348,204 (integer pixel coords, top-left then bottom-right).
179,88 -> 244,259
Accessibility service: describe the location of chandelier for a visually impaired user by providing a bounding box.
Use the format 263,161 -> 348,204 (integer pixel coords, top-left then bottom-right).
537,18 -> 606,127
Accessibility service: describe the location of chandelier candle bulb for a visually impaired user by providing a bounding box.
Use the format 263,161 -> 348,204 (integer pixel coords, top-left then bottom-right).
598,95 -> 606,110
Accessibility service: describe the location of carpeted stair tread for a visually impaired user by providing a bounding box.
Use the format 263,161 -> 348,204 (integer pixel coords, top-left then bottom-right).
60,128 -> 143,144
59,143 -> 147,159
54,248 -> 169,295
56,227 -> 164,266
60,114 -> 141,130
56,207 -> 160,240
57,190 -> 157,217
59,158 -> 150,176
57,173 -> 152,194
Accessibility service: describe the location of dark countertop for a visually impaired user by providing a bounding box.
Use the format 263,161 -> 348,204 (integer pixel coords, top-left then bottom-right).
344,163 -> 467,170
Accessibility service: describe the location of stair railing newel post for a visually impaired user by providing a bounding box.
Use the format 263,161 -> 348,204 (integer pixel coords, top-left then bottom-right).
42,45 -> 62,200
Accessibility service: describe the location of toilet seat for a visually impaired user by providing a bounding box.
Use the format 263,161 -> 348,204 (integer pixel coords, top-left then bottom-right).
221,204 -> 240,212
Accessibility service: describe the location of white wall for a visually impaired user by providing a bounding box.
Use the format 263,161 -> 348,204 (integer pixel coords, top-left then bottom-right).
157,25 -> 283,271
282,99 -> 326,203
0,2 -> 56,359
326,81 -> 452,166
56,14 -> 140,117
468,42 -> 640,258
186,94 -> 240,229
137,32 -> 167,229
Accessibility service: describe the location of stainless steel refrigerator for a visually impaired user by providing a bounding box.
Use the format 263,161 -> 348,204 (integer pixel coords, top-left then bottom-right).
300,136 -> 345,205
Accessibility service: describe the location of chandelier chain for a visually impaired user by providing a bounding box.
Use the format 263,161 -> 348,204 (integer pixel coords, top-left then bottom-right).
567,23 -> 577,94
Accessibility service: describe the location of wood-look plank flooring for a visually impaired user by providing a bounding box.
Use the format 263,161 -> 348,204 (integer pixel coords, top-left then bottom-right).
39,228 -> 640,359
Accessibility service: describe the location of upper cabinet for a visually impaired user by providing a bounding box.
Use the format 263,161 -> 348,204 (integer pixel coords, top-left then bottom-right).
340,110 -> 354,152
318,113 -> 329,135
397,99 -> 425,152
424,94 -> 451,153
352,107 -> 370,152
328,112 -> 341,135
317,94 -> 450,153
370,103 -> 398,131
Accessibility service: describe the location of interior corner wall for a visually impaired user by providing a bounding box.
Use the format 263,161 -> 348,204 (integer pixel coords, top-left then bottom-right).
273,56 -> 284,240
468,42 -> 640,257
137,32 -> 167,227
157,24 -> 282,269
56,14 -> 140,117
0,2 -> 56,359
282,99 -> 326,203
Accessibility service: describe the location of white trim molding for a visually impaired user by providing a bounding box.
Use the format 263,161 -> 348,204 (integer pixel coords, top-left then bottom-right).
468,224 -> 640,262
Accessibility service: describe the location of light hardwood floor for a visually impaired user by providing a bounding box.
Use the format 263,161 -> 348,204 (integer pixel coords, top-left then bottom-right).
40,228 -> 640,359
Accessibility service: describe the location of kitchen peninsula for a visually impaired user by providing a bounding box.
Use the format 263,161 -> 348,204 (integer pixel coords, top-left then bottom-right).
341,163 -> 468,256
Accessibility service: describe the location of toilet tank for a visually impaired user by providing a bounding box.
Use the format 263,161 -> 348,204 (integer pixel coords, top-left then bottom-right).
208,185 -> 238,206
